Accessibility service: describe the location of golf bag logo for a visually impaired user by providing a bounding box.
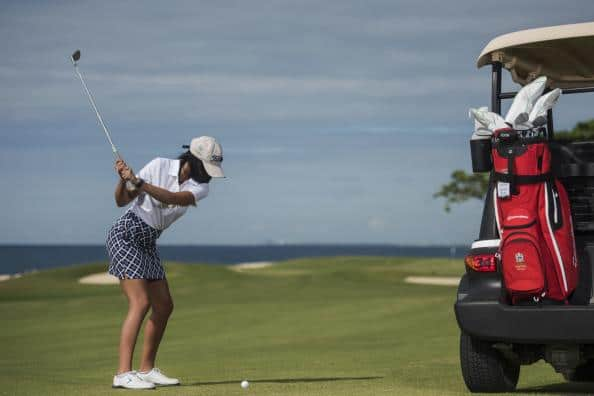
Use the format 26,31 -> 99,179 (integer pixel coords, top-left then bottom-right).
514,252 -> 526,271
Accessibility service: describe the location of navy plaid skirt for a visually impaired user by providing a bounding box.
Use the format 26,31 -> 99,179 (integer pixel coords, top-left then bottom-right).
106,210 -> 164,280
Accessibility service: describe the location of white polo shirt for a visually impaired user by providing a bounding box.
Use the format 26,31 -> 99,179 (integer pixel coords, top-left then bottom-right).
131,157 -> 209,230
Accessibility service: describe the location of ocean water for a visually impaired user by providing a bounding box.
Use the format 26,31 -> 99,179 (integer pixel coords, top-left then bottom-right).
0,245 -> 468,275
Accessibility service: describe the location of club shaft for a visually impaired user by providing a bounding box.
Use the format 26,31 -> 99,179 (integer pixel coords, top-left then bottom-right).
73,65 -> 120,158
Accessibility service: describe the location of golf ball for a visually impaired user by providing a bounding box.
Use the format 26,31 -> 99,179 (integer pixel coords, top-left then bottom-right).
241,380 -> 249,389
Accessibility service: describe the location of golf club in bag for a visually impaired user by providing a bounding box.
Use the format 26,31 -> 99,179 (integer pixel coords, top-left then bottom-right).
70,49 -> 136,191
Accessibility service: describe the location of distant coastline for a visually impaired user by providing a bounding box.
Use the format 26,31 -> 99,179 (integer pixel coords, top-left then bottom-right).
0,244 -> 469,275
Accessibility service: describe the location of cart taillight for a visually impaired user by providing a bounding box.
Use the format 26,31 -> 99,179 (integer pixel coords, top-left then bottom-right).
465,253 -> 497,272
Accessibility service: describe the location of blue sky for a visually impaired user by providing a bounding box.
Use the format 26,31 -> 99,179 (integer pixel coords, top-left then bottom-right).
0,1 -> 593,245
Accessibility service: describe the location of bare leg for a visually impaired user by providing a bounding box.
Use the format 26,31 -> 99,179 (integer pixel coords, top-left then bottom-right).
118,279 -> 150,374
139,279 -> 174,372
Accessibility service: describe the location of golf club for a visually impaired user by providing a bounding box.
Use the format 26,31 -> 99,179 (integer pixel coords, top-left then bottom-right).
70,49 -> 136,190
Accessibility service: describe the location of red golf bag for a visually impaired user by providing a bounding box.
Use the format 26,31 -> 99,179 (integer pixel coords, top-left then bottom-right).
492,128 -> 578,303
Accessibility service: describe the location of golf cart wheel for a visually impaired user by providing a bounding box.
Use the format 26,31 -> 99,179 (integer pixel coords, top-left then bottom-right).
564,360 -> 594,382
460,332 -> 520,393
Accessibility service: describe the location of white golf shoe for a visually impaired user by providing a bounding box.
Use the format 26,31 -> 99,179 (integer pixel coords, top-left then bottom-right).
137,368 -> 180,386
112,371 -> 156,390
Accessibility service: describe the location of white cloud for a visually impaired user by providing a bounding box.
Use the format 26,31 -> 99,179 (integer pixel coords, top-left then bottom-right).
367,216 -> 387,231
0,65 -> 485,124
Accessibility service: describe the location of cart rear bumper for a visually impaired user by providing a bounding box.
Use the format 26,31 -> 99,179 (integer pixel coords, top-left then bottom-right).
455,300 -> 594,344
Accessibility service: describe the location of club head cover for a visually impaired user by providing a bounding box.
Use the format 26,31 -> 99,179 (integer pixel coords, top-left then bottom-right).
469,106 -> 492,137
505,76 -> 547,124
469,107 -> 509,132
529,88 -> 562,123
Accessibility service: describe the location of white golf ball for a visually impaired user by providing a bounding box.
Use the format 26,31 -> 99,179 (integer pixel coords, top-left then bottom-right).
241,380 -> 249,389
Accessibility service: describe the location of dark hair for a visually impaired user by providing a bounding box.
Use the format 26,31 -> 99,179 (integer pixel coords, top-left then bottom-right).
178,151 -> 211,183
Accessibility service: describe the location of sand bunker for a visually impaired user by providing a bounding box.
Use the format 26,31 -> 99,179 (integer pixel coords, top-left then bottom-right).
404,276 -> 460,286
78,272 -> 119,285
230,261 -> 274,272
78,262 -> 276,283
0,274 -> 22,282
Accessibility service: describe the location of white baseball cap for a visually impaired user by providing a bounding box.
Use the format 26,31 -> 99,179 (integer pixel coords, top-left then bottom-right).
183,136 -> 225,178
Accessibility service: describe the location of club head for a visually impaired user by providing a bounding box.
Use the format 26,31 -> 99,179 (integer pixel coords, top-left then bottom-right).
71,50 -> 81,63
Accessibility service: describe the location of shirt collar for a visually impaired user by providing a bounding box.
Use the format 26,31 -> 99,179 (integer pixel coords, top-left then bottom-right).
169,159 -> 180,178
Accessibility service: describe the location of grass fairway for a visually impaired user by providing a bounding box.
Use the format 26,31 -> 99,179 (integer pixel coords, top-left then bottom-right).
0,256 -> 587,395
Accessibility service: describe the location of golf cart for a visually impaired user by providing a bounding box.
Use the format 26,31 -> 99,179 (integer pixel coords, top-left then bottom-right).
455,22 -> 594,392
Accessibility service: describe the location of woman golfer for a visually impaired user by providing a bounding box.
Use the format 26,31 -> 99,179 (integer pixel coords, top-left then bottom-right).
107,136 -> 224,389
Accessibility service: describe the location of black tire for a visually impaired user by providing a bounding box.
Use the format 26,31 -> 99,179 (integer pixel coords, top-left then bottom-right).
460,332 -> 520,393
564,361 -> 594,382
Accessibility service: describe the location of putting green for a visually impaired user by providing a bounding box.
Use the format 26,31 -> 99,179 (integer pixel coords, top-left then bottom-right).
0,257 -> 584,395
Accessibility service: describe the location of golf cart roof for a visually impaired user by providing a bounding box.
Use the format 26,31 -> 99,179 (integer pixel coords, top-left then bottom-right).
477,22 -> 594,89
